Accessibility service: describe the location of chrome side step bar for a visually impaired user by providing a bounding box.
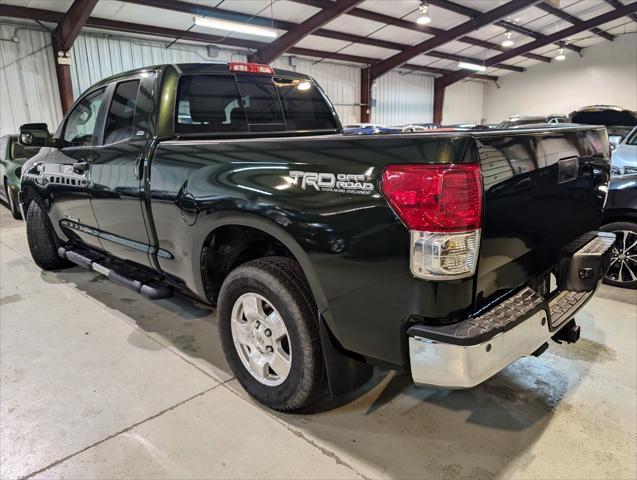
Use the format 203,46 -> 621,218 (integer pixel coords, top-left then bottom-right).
58,246 -> 173,300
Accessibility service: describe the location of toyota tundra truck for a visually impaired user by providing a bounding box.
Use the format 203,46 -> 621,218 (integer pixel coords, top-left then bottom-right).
17,63 -> 614,411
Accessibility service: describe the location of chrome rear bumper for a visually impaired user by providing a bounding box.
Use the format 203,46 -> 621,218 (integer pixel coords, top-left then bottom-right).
408,232 -> 615,389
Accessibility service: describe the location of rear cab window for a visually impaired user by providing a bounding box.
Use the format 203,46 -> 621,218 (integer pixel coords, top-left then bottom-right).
175,72 -> 338,135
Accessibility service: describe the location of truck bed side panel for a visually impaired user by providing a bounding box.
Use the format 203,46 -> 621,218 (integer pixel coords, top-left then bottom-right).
149,135 -> 475,367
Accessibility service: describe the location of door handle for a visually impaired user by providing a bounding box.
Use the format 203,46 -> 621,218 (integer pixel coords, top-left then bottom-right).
134,155 -> 144,179
73,162 -> 90,174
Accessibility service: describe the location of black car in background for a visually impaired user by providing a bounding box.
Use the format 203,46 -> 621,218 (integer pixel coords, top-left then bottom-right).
602,174 -> 637,288
497,114 -> 568,128
571,105 -> 637,149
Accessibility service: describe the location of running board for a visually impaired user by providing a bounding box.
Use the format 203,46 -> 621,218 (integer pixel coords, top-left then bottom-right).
58,246 -> 173,300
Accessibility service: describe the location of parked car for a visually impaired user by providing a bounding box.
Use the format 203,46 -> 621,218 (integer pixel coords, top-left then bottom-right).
0,134 -> 41,219
497,114 -> 568,129
601,174 -> 637,288
570,105 -> 637,149
610,125 -> 637,176
18,62 -> 614,412
399,125 -> 429,133
342,124 -> 401,135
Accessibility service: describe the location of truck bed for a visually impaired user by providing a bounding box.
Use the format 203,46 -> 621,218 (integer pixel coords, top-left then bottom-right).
148,124 -> 610,367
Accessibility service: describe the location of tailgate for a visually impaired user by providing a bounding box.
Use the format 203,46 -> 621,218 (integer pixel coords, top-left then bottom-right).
474,126 -> 610,311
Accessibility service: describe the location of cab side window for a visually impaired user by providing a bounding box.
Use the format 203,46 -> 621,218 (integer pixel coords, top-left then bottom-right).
63,88 -> 105,147
103,80 -> 140,145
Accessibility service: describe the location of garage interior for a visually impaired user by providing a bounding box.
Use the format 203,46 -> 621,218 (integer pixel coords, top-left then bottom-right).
1,1 -> 636,479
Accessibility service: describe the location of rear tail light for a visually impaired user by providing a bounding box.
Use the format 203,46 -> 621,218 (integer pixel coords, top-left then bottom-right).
229,62 -> 274,75
382,164 -> 483,280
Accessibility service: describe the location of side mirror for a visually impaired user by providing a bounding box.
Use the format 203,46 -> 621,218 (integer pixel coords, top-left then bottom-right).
19,123 -> 51,147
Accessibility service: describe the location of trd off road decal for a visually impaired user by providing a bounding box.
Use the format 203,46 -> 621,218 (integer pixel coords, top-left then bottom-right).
289,171 -> 374,195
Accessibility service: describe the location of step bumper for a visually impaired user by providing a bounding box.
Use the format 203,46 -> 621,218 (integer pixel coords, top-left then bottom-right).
407,232 -> 615,389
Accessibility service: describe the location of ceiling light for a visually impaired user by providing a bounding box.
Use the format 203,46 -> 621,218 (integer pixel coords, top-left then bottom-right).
501,30 -> 514,48
555,47 -> 566,61
193,16 -> 279,38
458,61 -> 487,72
297,81 -> 312,91
417,1 -> 431,25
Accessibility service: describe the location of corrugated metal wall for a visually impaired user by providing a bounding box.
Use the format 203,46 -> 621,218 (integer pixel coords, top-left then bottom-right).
70,33 -> 248,97
271,57 -> 360,126
0,24 -> 62,136
442,80 -> 486,125
1,24 -> 450,134
373,71 -> 434,127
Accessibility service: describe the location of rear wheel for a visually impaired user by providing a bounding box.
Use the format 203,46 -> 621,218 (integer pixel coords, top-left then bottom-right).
601,221 -> 637,289
4,179 -> 21,220
218,256 -> 327,411
26,199 -> 72,271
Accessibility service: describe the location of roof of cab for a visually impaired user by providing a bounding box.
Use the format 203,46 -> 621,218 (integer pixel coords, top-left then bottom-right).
92,62 -> 311,88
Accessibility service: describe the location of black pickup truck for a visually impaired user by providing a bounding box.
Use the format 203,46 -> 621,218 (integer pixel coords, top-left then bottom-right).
18,63 -> 614,411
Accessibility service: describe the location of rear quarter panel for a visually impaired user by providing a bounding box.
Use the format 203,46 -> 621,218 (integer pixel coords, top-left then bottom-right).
149,134 -> 475,366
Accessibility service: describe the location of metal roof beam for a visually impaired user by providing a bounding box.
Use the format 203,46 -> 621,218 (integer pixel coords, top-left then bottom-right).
121,0 -> 524,69
438,2 -> 637,88
428,0 -> 583,53
0,4 -> 498,82
536,2 -> 615,42
369,0 -> 541,79
605,0 -> 637,23
290,0 -> 553,63
248,0 -> 365,64
427,50 -> 525,72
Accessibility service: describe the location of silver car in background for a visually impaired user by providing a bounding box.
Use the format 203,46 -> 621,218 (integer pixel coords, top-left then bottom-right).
611,126 -> 637,176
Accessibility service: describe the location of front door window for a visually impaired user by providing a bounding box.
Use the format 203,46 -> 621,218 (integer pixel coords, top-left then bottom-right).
63,88 -> 105,147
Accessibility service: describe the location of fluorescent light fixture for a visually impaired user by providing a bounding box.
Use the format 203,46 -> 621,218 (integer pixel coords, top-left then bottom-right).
555,47 -> 566,61
458,61 -> 487,72
194,16 -> 279,38
501,30 -> 514,48
417,1 -> 431,25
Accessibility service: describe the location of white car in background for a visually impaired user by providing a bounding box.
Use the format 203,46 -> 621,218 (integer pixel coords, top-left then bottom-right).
611,126 -> 637,176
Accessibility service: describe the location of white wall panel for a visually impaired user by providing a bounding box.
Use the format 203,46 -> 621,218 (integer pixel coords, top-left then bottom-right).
372,71 -> 434,126
485,33 -> 637,123
271,57 -> 360,126
0,24 -> 62,136
70,33 -> 248,97
442,80 -> 486,125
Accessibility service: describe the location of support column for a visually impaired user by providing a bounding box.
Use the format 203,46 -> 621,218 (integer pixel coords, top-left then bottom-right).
360,67 -> 372,123
51,0 -> 99,114
52,38 -> 74,114
433,78 -> 446,124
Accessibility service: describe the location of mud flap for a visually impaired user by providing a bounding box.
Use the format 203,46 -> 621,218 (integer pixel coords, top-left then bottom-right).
318,314 -> 373,396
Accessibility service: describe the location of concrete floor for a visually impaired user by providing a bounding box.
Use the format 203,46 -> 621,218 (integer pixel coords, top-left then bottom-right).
1,206 -> 636,480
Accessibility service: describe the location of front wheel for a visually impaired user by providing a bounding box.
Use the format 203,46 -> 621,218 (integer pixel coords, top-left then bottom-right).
217,257 -> 327,411
601,221 -> 637,289
26,199 -> 72,271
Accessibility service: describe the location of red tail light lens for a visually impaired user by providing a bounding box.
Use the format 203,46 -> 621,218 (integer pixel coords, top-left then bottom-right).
381,164 -> 482,232
229,62 -> 274,75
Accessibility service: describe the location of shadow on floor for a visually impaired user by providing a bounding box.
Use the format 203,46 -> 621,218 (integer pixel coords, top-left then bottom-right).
39,266 -> 612,479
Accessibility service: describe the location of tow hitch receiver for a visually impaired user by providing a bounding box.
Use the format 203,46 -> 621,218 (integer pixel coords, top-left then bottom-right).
552,319 -> 581,344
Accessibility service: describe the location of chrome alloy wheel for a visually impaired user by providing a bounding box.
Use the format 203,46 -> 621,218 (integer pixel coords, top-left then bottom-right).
607,230 -> 637,284
230,293 -> 292,386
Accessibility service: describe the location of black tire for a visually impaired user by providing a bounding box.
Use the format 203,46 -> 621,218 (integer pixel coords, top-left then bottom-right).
218,256 -> 327,411
601,221 -> 637,289
26,199 -> 72,271
4,179 -> 21,220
